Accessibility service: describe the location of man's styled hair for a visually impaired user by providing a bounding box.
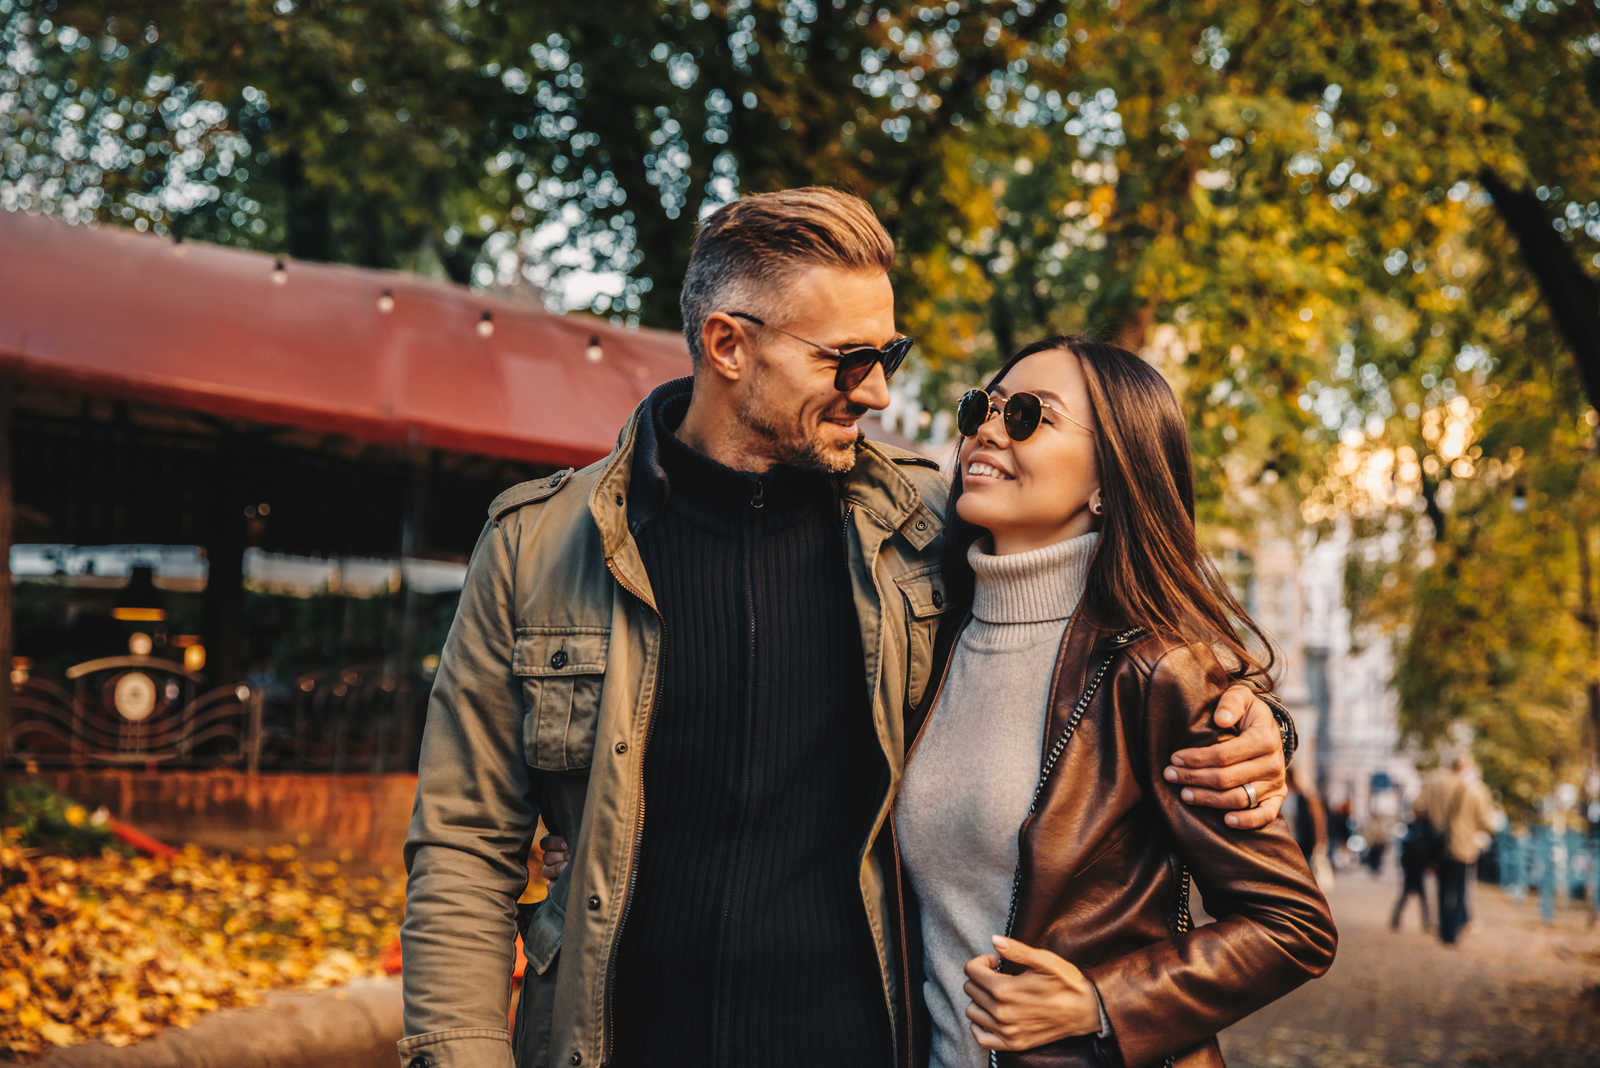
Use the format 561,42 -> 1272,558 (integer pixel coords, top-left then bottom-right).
680,187 -> 895,366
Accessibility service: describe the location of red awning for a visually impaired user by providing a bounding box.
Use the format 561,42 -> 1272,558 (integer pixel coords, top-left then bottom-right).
0,211 -> 691,468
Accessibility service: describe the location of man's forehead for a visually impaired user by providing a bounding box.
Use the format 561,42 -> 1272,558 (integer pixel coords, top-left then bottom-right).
779,266 -> 895,345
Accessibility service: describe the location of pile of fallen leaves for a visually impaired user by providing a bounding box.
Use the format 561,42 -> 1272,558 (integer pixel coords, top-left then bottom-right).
0,836 -> 404,1058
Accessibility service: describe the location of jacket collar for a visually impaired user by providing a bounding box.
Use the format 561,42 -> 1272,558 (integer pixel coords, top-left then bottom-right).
590,376 -> 939,561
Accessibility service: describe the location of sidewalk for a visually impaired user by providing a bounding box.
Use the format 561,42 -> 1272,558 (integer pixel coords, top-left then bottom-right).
1220,870 -> 1600,1068
31,978 -> 400,1068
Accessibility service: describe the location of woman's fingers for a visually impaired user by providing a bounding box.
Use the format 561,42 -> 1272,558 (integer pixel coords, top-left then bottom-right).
970,1021 -> 1008,1051
965,1002 -> 1012,1048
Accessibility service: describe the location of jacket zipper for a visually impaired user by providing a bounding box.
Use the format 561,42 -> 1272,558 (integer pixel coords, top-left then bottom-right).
710,483 -> 762,1061
602,555 -> 666,1066
989,627 -> 1142,1068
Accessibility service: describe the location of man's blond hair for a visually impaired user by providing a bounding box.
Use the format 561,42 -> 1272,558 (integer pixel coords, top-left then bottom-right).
680,187 -> 895,366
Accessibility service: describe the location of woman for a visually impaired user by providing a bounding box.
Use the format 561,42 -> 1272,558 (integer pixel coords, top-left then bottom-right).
892,337 -> 1336,1068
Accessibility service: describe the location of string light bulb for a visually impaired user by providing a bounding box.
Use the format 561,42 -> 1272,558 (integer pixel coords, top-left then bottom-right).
585,335 -> 603,363
377,289 -> 395,313
477,310 -> 495,338
271,258 -> 287,285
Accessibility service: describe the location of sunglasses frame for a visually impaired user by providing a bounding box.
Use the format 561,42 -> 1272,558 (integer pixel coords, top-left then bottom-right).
956,388 -> 1094,442
728,312 -> 914,392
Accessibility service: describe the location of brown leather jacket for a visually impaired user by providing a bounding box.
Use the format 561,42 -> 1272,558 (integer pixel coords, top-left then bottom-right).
889,616 -> 1337,1068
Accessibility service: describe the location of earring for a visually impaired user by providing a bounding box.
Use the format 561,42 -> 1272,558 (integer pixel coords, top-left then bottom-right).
1091,497 -> 1104,516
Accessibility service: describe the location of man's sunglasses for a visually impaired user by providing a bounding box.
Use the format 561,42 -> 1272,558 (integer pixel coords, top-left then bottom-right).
956,388 -> 1093,442
729,312 -> 914,392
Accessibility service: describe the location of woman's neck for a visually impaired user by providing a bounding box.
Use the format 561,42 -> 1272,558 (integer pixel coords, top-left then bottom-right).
968,531 -> 1098,625
987,513 -> 1098,556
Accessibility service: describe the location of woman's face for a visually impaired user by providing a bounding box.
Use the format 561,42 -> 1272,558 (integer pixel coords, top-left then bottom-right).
955,347 -> 1101,555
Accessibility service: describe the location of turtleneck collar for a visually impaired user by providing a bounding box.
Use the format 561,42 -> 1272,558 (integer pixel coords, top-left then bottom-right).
968,532 -> 1099,625
648,391 -> 834,538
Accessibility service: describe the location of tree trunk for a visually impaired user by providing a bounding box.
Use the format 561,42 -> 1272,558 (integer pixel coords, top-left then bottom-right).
1479,169 -> 1600,408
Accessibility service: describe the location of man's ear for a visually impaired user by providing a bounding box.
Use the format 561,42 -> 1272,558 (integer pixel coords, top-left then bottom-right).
700,313 -> 748,384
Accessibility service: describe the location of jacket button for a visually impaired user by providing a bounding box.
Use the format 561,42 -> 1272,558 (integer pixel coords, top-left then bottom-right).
614,492 -> 624,506
588,895 -> 601,910
915,519 -> 928,531
550,650 -> 568,669
571,1054 -> 583,1066
408,1058 -> 430,1068
932,589 -> 944,609
615,742 -> 628,754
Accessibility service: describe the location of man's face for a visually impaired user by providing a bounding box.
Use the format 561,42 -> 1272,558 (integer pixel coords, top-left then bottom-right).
735,266 -> 896,473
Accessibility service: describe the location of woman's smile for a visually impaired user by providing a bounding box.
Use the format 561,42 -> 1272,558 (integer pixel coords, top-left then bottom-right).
966,458 -> 1014,482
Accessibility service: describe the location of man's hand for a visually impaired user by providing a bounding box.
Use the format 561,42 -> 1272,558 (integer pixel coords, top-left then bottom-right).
962,936 -> 1102,1052
1164,683 -> 1288,830
539,834 -> 570,881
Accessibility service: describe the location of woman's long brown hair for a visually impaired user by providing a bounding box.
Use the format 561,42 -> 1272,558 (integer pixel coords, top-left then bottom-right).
942,336 -> 1276,684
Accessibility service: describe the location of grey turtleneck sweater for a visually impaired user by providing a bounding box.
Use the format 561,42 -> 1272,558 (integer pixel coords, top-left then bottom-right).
895,532 -> 1100,1068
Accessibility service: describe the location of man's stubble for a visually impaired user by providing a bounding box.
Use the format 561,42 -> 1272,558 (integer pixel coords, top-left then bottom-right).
736,355 -> 865,474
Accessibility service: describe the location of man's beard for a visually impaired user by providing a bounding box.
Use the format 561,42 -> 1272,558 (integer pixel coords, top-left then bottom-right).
737,374 -> 865,474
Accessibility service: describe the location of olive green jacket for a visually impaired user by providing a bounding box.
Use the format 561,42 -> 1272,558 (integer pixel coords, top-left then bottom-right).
398,382 -> 950,1068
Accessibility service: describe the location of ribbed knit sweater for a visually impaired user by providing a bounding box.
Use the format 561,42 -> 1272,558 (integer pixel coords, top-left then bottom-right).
895,532 -> 1099,1068
607,397 -> 892,1068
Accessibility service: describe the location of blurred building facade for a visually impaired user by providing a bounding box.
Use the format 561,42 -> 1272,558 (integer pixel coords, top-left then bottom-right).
1251,526 -> 1421,834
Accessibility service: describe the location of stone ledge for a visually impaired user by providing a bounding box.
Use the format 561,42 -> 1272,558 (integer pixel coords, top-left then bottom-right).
32,977 -> 401,1068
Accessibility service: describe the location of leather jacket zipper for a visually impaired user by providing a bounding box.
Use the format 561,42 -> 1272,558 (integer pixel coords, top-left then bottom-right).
602,555 -> 666,1066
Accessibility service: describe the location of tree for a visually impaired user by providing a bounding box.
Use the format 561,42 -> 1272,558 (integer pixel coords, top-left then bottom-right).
8,0 -> 1600,799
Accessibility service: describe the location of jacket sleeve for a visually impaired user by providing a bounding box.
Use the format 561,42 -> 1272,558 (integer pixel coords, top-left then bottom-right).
1085,645 -> 1337,1068
398,519 -> 539,1068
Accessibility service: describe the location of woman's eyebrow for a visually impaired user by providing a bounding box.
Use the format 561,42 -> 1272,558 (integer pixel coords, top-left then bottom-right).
994,387 -> 1071,409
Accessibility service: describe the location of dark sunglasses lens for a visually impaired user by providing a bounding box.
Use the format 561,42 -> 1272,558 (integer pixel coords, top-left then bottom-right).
956,390 -> 989,437
881,338 -> 913,380
1004,392 -> 1042,441
834,350 -> 877,392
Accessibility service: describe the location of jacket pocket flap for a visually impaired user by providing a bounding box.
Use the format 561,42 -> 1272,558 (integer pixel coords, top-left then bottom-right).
523,897 -> 565,976
894,567 -> 949,619
513,628 -> 609,676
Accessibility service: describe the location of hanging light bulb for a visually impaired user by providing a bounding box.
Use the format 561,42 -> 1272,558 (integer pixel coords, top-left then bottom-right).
376,288 -> 395,313
1511,484 -> 1527,514
585,335 -> 603,363
271,258 -> 288,285
477,310 -> 495,338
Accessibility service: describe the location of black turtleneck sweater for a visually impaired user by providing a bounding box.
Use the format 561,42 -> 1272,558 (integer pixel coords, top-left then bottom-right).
607,396 -> 892,1068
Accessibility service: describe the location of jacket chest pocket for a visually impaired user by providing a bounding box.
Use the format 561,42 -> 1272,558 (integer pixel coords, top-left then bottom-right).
895,565 -> 949,712
514,628 -> 608,772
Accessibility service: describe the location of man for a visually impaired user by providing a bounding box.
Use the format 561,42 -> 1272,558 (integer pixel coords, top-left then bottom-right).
398,188 -> 1295,1068
1414,755 -> 1495,944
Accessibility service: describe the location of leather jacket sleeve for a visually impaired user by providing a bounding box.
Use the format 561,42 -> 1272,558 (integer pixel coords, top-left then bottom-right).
398,520 -> 540,1068
1085,644 -> 1337,1068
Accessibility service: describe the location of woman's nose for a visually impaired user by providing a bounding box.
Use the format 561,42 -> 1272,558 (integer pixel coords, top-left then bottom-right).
971,408 -> 1009,449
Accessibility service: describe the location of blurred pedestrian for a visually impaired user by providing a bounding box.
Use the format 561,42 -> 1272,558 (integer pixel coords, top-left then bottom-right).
1391,816 -> 1435,931
1414,756 -> 1495,944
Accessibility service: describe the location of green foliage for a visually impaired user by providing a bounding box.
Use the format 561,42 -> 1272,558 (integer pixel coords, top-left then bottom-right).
3,783 -> 127,856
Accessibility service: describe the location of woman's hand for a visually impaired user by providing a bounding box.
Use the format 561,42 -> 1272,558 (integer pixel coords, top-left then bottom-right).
1164,684 -> 1288,830
962,935 -> 1102,1052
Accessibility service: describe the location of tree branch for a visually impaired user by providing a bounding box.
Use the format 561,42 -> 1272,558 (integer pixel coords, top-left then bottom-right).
1478,168 -> 1600,408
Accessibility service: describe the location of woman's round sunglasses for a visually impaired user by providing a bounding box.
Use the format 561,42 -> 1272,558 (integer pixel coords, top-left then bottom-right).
729,312 -> 914,392
956,388 -> 1093,441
